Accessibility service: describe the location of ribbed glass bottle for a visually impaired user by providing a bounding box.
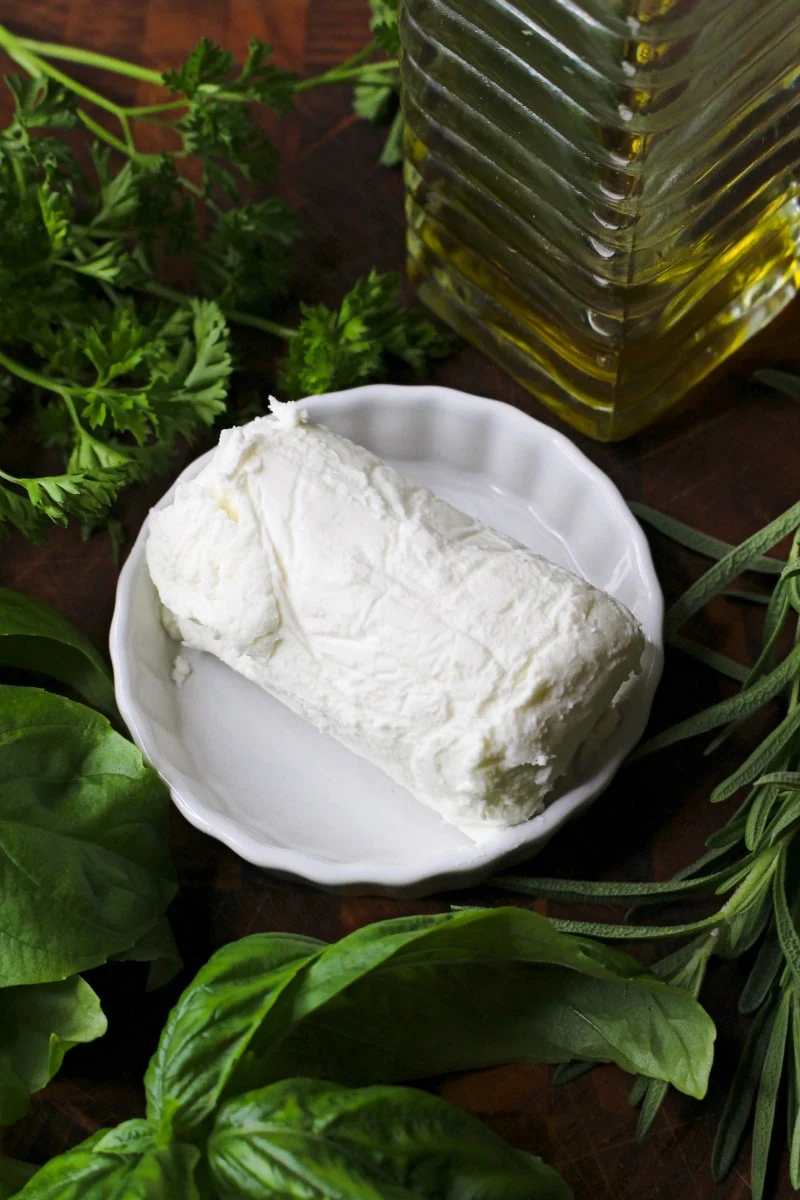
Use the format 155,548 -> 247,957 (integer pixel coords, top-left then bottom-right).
400,0 -> 800,440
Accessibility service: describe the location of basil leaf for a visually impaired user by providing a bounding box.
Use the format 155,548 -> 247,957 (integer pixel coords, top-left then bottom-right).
0,686 -> 176,987
209,1078 -> 571,1200
111,916 -> 182,991
92,1121 -> 156,1156
144,932 -> 324,1137
151,909 -> 712,1112
0,975 -> 106,1125
15,1142 -> 201,1199
0,588 -> 117,718
261,908 -> 715,1101
0,1156 -> 36,1198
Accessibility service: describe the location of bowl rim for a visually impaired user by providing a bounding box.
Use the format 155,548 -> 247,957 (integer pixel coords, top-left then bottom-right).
110,383 -> 664,895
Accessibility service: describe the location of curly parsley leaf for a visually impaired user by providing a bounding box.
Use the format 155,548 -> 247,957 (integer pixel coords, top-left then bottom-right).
89,148 -> 140,230
0,30 -> 453,543
353,67 -> 403,166
379,108 -> 405,166
180,99 -> 278,195
0,76 -> 80,176
353,70 -> 398,123
5,75 -> 78,131
199,199 -> 300,311
162,37 -> 236,98
279,270 -> 452,399
131,158 -> 198,257
0,468 -> 125,542
370,0 -> 401,57
0,298 -> 231,539
163,36 -> 296,111
234,38 -> 297,112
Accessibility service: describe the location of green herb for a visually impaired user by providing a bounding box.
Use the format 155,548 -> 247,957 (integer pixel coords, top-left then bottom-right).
208,1079 -> 571,1199
110,917 -> 182,993
369,0 -> 401,56
145,932 -> 324,1137
279,270 -> 452,399
359,1 -> 403,164
756,369 -> 800,402
0,1157 -> 35,1198
493,496 -> 800,1195
0,588 -> 178,1123
0,586 -> 117,716
351,0 -> 402,166
13,1137 -> 203,1199
0,977 -> 106,1126
144,908 -> 713,1150
0,23 -> 445,542
0,684 -> 176,989
629,502 -> 784,575
252,907 -> 714,1101
9,907 -> 715,1197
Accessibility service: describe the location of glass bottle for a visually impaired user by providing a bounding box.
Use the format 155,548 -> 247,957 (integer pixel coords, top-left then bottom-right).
400,0 -> 800,440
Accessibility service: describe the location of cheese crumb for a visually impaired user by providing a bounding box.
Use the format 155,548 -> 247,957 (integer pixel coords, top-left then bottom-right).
172,653 -> 192,688
268,396 -> 307,429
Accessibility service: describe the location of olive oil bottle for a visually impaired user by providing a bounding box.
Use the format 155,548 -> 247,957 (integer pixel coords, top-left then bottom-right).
400,0 -> 800,440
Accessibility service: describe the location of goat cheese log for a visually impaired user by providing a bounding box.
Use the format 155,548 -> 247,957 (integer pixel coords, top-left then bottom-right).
146,401 -> 644,839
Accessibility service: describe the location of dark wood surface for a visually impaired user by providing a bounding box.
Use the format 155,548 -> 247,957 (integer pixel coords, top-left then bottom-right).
1,2 -> 799,1196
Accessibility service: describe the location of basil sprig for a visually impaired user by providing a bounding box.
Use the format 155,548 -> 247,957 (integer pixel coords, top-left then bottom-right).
0,589 -> 178,1127
10,907 -> 714,1196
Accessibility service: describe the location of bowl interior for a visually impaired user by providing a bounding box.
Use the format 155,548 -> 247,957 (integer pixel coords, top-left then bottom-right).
111,387 -> 662,893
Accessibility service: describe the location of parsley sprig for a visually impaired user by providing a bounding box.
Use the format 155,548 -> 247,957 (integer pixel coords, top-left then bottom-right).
492,488 -> 800,1198
0,11 -> 447,542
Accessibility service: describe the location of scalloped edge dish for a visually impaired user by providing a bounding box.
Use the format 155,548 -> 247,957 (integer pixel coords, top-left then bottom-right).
110,385 -> 663,896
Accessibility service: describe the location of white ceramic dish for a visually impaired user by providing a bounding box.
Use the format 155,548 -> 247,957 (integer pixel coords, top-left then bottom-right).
110,385 -> 663,897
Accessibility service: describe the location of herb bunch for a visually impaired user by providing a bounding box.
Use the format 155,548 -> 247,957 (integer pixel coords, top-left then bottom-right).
0,6 -> 446,543
0,586 -> 179,1130
1,907 -> 715,1198
494,483 -> 800,1199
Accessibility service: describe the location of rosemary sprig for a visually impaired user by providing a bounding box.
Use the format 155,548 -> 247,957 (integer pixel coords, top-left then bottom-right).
493,492 -> 800,1198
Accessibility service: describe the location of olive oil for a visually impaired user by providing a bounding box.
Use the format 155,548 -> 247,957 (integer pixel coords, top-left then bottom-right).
400,0 -> 800,440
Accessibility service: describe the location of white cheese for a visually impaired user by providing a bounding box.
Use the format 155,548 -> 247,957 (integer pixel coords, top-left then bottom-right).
172,653 -> 193,689
146,404 -> 644,840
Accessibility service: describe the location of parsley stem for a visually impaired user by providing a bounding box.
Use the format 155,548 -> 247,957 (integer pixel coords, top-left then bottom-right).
141,281 -> 298,341
77,109 -> 154,163
330,42 -> 383,73
3,28 -> 387,94
118,111 -> 136,153
295,58 -> 399,93
296,41 -> 386,88
61,393 -> 85,436
223,308 -> 299,339
0,37 -> 128,119
125,100 -> 189,118
1,30 -> 163,85
0,349 -> 75,397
